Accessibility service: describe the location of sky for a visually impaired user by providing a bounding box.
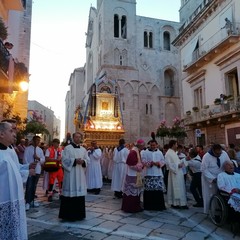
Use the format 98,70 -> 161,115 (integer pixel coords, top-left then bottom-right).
28,0 -> 181,140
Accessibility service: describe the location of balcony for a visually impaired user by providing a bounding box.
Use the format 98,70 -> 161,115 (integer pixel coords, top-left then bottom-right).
183,22 -> 240,72
4,0 -> 24,11
184,97 -> 240,127
0,40 -> 11,92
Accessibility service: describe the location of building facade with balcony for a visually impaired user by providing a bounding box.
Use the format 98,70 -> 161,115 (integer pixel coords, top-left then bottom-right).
65,0 -> 182,144
173,0 -> 240,146
0,0 -> 32,121
28,100 -> 61,143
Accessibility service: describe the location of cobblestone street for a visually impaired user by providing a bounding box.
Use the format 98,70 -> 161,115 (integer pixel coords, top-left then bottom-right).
27,178 -> 240,240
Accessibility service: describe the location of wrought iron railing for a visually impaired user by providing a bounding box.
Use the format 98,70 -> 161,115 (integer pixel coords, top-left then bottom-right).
183,22 -> 240,68
0,40 -> 10,76
184,96 -> 240,124
179,0 -> 213,33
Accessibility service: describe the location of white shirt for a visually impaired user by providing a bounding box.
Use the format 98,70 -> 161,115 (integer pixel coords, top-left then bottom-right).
23,145 -> 45,174
141,148 -> 165,177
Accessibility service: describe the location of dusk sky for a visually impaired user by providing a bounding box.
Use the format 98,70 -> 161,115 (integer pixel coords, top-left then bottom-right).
28,0 -> 181,139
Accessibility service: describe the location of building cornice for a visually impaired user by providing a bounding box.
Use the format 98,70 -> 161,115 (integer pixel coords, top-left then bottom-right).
173,0 -> 226,47
215,46 -> 240,67
186,69 -> 206,84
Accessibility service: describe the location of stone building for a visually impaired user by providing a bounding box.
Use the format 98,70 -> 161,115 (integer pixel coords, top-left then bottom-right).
28,100 -> 61,143
0,0 -> 32,121
173,0 -> 240,147
65,0 -> 181,144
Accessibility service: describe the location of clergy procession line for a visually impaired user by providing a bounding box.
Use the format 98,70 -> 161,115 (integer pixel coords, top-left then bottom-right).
1,119 -> 240,239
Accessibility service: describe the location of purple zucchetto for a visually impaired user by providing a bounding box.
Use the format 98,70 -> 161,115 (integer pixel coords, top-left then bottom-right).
136,139 -> 145,145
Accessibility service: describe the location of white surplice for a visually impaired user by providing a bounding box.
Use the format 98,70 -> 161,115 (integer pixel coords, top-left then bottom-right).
0,148 -> 28,240
86,148 -> 103,189
7,147 -> 29,183
201,150 -> 230,213
165,148 -> 187,206
111,147 -> 129,192
61,145 -> 89,197
217,171 -> 240,212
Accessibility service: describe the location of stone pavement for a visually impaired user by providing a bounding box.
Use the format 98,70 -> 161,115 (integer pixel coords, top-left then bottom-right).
27,178 -> 240,240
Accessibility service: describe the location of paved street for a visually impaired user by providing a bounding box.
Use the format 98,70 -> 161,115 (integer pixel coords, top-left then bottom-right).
27,178 -> 240,240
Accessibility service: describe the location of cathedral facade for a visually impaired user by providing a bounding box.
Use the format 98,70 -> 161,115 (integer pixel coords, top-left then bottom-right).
66,0 -> 181,144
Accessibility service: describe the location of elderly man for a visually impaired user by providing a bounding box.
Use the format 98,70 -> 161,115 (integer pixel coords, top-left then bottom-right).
201,144 -> 230,214
0,122 -> 35,239
217,160 -> 240,212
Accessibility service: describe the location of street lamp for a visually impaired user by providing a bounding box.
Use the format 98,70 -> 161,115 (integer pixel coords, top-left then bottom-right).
19,81 -> 29,92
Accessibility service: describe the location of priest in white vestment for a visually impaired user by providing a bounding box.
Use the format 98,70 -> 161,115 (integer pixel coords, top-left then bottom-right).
0,122 -> 31,239
86,141 -> 103,194
201,144 -> 230,214
165,140 -> 188,209
59,132 -> 89,221
111,138 -> 129,198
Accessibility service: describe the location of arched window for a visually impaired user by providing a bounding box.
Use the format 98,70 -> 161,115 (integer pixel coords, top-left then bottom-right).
163,31 -> 171,50
144,31 -> 153,49
114,14 -> 119,38
144,31 -> 148,47
98,22 -> 101,44
122,102 -> 125,111
164,69 -> 174,96
114,14 -> 127,39
119,55 -> 123,65
122,49 -> 127,66
114,48 -> 120,65
150,104 -> 152,115
121,15 -> 127,39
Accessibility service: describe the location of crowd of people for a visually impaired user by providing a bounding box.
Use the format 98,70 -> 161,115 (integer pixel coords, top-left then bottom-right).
1,118 -> 240,239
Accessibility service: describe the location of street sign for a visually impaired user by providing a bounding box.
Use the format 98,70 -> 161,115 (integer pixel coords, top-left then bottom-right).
195,129 -> 202,138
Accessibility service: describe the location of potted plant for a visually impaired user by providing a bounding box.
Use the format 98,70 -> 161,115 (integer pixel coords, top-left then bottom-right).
186,110 -> 191,115
192,106 -> 199,112
214,98 -> 221,105
0,18 -> 8,41
226,95 -> 234,101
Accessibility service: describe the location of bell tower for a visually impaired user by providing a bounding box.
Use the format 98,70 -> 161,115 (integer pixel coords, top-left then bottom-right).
97,0 -> 137,68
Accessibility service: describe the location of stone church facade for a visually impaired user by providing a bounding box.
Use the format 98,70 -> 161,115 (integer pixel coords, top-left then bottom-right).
65,0 -> 181,144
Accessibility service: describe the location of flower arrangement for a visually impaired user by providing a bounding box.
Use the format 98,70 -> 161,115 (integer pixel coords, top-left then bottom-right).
170,117 -> 187,138
156,120 -> 170,138
156,117 -> 187,139
24,110 -> 49,135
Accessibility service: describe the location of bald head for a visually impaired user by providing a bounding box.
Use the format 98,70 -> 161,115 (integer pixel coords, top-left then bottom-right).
223,160 -> 234,173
